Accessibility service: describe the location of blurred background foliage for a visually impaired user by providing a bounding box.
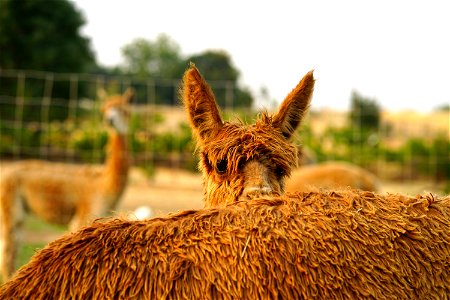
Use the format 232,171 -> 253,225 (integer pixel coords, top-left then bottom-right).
0,0 -> 448,192
0,0 -> 252,122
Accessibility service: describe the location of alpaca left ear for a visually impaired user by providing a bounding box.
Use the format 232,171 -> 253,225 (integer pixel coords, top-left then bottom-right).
182,63 -> 223,142
272,70 -> 315,140
122,88 -> 134,103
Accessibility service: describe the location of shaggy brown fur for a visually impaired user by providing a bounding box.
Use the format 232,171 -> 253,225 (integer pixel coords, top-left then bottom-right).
287,161 -> 381,192
0,89 -> 133,281
1,190 -> 449,299
183,64 -> 315,207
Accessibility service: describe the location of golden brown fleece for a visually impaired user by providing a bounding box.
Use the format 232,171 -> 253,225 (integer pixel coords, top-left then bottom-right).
0,89 -> 133,281
1,190 -> 449,299
182,64 -> 314,207
287,161 -> 381,192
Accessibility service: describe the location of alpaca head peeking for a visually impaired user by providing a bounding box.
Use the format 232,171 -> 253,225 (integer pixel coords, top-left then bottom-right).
182,64 -> 315,207
100,88 -> 134,135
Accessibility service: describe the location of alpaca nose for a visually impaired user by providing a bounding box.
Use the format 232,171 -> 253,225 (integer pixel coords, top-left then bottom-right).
241,160 -> 273,199
105,109 -> 118,127
243,185 -> 273,199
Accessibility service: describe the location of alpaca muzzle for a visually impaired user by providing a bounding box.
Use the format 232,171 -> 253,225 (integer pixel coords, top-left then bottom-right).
240,160 -> 274,200
241,186 -> 273,200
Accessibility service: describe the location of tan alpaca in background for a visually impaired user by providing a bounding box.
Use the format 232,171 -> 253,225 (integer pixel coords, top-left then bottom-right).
0,88 -> 133,281
291,136 -> 380,193
183,64 -> 315,207
286,161 -> 381,192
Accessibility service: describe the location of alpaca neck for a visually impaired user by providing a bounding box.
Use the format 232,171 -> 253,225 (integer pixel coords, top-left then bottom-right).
103,132 -> 129,204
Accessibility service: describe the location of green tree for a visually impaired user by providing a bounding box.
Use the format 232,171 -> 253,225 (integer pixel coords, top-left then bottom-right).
120,34 -> 183,104
120,38 -> 253,107
0,0 -> 94,72
349,91 -> 381,131
183,50 -> 253,108
431,136 -> 450,181
0,0 -> 96,158
434,103 -> 450,112
121,34 -> 182,78
0,0 -> 96,121
344,91 -> 382,165
184,50 -> 238,81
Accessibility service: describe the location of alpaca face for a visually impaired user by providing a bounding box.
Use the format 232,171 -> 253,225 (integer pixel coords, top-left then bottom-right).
199,121 -> 298,206
182,64 -> 314,207
101,88 -> 133,135
104,107 -> 129,134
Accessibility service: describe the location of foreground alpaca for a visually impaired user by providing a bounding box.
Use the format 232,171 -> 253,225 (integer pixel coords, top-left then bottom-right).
1,190 -> 449,298
183,64 -> 314,207
286,161 -> 381,192
0,89 -> 132,281
1,67 -> 449,298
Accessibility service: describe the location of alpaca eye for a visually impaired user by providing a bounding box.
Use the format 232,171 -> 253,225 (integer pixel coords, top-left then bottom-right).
216,159 -> 228,174
275,166 -> 285,178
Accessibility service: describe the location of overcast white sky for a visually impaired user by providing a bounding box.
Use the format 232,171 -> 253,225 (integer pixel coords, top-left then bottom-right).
71,0 -> 449,112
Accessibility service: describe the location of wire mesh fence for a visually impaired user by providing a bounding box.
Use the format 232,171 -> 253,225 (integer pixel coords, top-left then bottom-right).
1,69 -> 449,194
0,69 -> 237,170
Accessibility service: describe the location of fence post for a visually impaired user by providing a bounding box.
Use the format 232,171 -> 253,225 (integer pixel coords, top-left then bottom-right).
13,72 -> 26,159
40,73 -> 54,158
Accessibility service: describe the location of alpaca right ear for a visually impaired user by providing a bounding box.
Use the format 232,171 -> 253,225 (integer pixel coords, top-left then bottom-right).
272,70 -> 315,140
182,64 -> 223,141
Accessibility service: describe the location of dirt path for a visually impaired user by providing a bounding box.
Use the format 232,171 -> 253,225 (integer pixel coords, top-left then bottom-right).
117,167 -> 204,216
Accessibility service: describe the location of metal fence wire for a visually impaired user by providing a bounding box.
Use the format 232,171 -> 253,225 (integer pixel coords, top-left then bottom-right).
1,69 -> 449,194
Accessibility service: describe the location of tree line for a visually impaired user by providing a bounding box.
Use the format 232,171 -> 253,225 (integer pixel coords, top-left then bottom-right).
0,0 -> 252,116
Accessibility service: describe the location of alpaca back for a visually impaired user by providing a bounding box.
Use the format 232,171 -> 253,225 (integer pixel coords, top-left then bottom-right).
2,190 -> 449,299
286,161 -> 381,192
6,161 -> 103,224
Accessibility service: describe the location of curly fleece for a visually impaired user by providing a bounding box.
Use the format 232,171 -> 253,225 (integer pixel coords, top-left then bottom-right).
1,190 -> 449,299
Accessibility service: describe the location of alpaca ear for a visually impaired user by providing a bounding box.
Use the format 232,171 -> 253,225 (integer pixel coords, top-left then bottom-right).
272,70 -> 315,140
182,63 -> 223,141
122,88 -> 134,103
